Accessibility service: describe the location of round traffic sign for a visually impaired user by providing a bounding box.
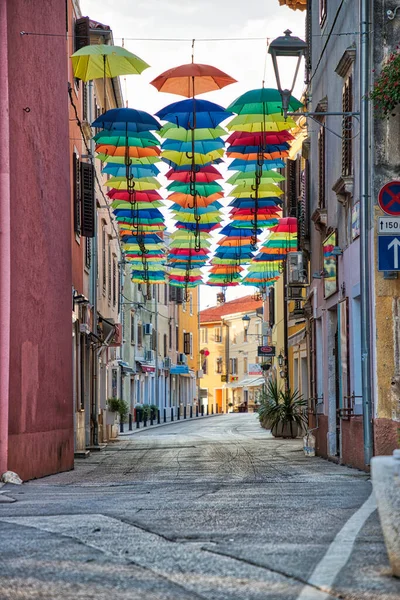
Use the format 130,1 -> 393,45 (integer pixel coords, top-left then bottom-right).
378,181 -> 400,216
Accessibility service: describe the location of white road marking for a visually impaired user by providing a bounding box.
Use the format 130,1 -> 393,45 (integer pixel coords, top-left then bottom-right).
296,492 -> 377,600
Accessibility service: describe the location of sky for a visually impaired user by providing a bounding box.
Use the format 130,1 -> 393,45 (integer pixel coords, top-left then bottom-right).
80,0 -> 305,309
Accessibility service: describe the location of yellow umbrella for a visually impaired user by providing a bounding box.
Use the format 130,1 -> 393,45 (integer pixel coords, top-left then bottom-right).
105,177 -> 161,191
71,44 -> 149,81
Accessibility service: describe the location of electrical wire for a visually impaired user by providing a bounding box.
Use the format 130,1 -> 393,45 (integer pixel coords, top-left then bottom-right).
308,0 -> 346,84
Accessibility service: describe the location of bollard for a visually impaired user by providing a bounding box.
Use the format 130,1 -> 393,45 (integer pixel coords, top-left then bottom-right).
184,406 -> 187,419
129,413 -> 133,431
171,407 -> 174,422
143,415 -> 147,427
207,405 -> 209,416
157,409 -> 161,424
120,420 -> 124,433
190,406 -> 193,419
216,405 -> 218,414
136,411 -> 140,429
150,412 -> 154,426
211,405 -> 214,415
201,405 -> 204,417
164,408 -> 167,423
177,406 -> 180,420
196,406 -> 199,417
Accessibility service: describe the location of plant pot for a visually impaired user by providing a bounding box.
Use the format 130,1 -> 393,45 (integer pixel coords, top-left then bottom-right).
371,450 -> 400,577
271,421 -> 300,438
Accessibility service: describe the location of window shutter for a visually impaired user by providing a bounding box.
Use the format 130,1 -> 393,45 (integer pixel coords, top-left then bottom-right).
305,2 -> 312,82
342,75 -> 353,177
183,332 -> 190,355
74,17 -> 90,52
169,285 -> 177,302
269,287 -> 275,328
287,159 -> 297,218
81,162 -> 95,237
137,323 -> 143,347
176,288 -> 183,304
318,126 -> 325,209
299,163 -> 309,246
73,152 -> 81,234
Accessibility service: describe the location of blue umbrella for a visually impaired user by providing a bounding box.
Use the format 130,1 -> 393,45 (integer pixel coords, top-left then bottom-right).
227,143 -> 289,154
93,129 -> 159,143
170,202 -> 223,212
156,98 -> 232,129
228,198 -> 283,208
162,139 -> 225,153
228,159 -> 286,171
220,225 -> 262,236
92,107 -> 160,131
103,164 -> 160,177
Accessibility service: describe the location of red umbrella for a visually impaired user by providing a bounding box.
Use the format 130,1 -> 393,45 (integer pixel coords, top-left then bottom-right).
166,167 -> 222,183
107,189 -> 162,201
226,131 -> 294,145
270,217 -> 298,232
150,63 -> 236,97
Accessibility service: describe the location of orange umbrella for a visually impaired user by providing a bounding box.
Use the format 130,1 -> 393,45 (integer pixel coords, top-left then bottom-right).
169,191 -> 224,208
226,150 -> 289,161
95,144 -> 160,158
150,63 -> 236,97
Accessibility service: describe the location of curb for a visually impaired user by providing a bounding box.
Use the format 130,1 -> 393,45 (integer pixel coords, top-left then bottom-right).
118,412 -> 225,438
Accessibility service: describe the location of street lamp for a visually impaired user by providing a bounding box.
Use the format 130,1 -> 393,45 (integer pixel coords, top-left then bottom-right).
278,352 -> 285,368
242,314 -> 251,332
268,29 -> 307,118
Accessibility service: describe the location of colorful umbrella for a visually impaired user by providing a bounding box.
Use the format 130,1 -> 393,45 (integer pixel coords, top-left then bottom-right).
150,62 -> 236,97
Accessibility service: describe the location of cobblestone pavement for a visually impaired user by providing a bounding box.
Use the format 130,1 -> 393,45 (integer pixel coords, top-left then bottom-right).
0,414 -> 398,600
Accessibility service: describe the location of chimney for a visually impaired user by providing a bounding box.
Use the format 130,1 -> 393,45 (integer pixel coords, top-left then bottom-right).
216,292 -> 225,305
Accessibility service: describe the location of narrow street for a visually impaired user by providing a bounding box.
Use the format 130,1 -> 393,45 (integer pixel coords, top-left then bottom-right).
0,415 -> 397,600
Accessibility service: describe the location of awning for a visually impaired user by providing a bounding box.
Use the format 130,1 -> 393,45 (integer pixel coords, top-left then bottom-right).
118,360 -> 135,374
136,361 -> 155,373
170,365 -> 189,375
239,376 -> 265,388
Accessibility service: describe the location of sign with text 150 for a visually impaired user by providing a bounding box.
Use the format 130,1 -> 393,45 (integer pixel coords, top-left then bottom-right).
378,217 -> 400,234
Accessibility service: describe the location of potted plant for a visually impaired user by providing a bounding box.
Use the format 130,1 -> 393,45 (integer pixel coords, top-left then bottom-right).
370,48 -> 400,118
257,378 -> 307,438
107,398 -> 129,425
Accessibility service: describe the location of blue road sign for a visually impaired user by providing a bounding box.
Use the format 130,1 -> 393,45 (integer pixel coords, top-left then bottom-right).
378,235 -> 400,271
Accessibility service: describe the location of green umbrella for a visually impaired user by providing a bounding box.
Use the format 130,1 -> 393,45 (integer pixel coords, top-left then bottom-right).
228,87 -> 303,115
160,123 -> 227,141
71,44 -> 149,81
96,153 -> 160,165
167,181 -> 223,196
93,133 -> 159,147
226,171 -> 285,184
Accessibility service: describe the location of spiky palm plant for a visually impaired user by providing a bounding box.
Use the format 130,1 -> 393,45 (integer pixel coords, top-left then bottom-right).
257,377 -> 307,438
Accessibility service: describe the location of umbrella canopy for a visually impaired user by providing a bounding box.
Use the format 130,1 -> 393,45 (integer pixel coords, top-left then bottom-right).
150,63 -> 236,97
162,149 -> 223,166
228,87 -> 302,115
226,114 -> 296,132
228,158 -> 286,171
156,98 -> 231,129
104,177 -> 161,190
166,167 -> 222,183
168,192 -> 223,207
96,145 -> 160,158
97,153 -> 160,165
107,189 -> 162,201
92,108 -> 160,131
226,171 -> 285,185
162,139 -> 225,153
160,123 -> 227,141
93,131 -> 159,146
167,181 -> 223,196
103,164 -> 160,178
71,44 -> 149,81
226,130 -> 294,145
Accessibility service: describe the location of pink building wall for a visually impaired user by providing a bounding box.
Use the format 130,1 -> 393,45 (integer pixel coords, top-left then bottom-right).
0,0 -> 73,480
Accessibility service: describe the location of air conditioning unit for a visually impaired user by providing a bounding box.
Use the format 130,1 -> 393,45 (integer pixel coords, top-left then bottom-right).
286,286 -> 304,300
163,357 -> 172,369
178,353 -> 188,365
143,323 -> 153,336
287,252 -> 308,285
145,350 -> 155,362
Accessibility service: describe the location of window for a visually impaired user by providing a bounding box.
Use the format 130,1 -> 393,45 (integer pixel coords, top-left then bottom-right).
318,125 -> 326,209
244,328 -> 248,343
214,327 -> 222,343
108,238 -> 112,302
101,222 -> 106,294
189,293 -> 193,315
183,332 -> 191,355
151,328 -> 157,351
137,322 -> 143,347
85,237 -> 91,269
182,298 -> 186,312
169,321 -> 172,349
112,256 -> 117,307
319,0 -> 327,26
200,327 -> 208,344
130,313 -> 135,345
216,357 -> 223,374
81,162 -> 95,237
190,333 -> 193,357
176,325 -> 179,351
203,358 -> 208,375
269,287 -> 275,327
163,334 -> 167,358
229,358 -> 238,375
164,284 -> 168,305
244,357 -> 248,374
232,328 -> 237,344
73,151 -> 81,235
342,75 -> 353,177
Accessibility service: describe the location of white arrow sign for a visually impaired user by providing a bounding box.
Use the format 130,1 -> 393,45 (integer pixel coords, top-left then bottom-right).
388,237 -> 400,269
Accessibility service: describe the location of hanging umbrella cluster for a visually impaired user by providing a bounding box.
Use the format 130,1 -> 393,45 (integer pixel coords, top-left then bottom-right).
91,107 -> 167,286
206,88 -> 300,288
242,217 -> 298,288
151,62 -> 236,294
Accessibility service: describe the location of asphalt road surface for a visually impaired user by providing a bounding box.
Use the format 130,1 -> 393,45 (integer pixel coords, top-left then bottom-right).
0,414 -> 398,600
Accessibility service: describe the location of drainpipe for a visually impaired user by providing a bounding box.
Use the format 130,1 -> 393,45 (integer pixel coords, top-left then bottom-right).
88,80 -> 99,446
0,0 -> 10,474
155,288 -> 159,409
360,0 -> 373,465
